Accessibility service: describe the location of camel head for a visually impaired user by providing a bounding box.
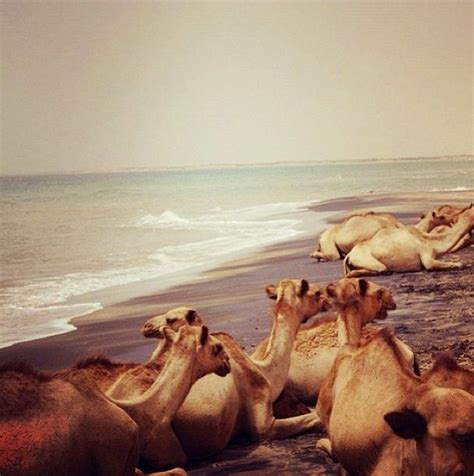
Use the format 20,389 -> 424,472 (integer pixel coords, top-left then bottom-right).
265,278 -> 330,323
421,203 -> 474,230
163,325 -> 231,379
141,307 -> 203,338
384,387 -> 474,475
325,278 -> 396,324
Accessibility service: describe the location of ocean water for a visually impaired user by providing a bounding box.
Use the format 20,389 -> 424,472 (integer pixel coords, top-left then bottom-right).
0,158 -> 472,348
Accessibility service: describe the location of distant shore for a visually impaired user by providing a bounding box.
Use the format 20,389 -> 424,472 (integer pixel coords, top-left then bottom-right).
0,189 -> 471,371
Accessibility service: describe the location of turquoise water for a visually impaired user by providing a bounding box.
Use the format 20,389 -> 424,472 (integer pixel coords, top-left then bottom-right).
0,158 -> 472,347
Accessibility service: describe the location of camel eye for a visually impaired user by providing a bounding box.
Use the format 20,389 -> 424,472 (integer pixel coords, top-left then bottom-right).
166,317 -> 178,324
214,343 -> 223,355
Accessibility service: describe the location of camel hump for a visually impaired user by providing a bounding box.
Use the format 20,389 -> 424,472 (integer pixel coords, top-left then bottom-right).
432,351 -> 461,371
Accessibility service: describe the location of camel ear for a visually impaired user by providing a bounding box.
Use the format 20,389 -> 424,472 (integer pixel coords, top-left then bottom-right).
420,213 -> 425,219
266,285 -> 278,300
384,410 -> 427,440
358,279 -> 369,296
200,325 -> 209,346
326,283 -> 336,298
186,309 -> 198,324
299,279 -> 309,297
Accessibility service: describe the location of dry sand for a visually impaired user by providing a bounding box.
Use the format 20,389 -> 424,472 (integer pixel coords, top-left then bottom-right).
0,190 -> 472,475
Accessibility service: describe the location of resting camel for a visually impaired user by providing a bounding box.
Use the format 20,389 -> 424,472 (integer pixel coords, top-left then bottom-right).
110,325 -> 231,472
252,277 -> 407,404
344,205 -> 474,276
310,205 -> 466,262
427,204 -> 473,252
315,328 -> 474,475
142,279 -> 326,465
421,351 -> 474,395
0,362 -> 139,476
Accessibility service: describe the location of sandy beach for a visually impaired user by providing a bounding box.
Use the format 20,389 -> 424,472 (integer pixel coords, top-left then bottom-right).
1,190 -> 472,475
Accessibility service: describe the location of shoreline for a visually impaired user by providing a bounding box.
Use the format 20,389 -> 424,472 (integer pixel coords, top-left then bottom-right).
0,189 -> 471,370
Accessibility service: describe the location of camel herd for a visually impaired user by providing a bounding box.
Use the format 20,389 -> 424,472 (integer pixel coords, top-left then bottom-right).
1,203 -> 473,475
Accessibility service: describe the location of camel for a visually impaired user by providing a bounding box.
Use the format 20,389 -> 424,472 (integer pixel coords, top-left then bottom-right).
252,277 -> 408,404
56,307 -> 202,396
142,304 -> 320,418
0,362 -> 139,476
109,325 -> 231,472
315,328 -> 474,475
343,205 -> 474,276
428,203 -> 474,252
309,205 -> 468,262
142,279 -> 325,464
421,352 -> 474,395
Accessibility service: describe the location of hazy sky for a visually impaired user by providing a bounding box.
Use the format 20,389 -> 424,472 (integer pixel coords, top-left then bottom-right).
1,1 -> 473,175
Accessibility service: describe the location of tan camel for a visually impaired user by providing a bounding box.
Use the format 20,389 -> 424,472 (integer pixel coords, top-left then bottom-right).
0,362 -> 139,476
310,212 -> 402,261
142,279 -> 325,464
421,351 -> 474,395
310,205 -> 467,262
343,205 -> 474,276
56,307 -> 201,396
110,325 -> 231,472
143,304 -> 322,418
141,307 -> 202,362
315,328 -> 474,475
253,278 -> 406,404
430,203 -> 473,252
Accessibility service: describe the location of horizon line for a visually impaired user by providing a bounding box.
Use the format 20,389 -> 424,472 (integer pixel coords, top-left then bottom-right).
1,154 -> 472,178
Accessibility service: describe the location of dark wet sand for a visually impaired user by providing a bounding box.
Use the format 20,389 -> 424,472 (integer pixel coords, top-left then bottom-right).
0,190 -> 472,475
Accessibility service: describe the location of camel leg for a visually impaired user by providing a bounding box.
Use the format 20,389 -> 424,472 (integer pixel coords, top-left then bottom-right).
315,437 -> 333,457
310,250 -> 341,261
344,251 -> 388,277
265,411 -> 323,439
420,250 -> 464,271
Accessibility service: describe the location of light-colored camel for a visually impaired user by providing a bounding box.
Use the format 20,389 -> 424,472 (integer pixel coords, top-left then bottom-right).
315,328 -> 474,475
141,307 -> 202,362
429,203 -> 473,252
109,325 -> 231,472
310,205 -> 467,262
343,205 -> 474,276
142,279 -> 325,464
421,351 -> 474,395
310,212 -> 403,261
252,278 -> 407,404
0,362 -> 139,476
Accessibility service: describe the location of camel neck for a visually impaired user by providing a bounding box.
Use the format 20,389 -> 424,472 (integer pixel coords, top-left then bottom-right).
146,338 -> 173,363
337,306 -> 363,346
422,214 -> 471,254
113,342 -> 197,424
253,310 -> 300,401
371,438 -> 423,475
413,215 -> 433,232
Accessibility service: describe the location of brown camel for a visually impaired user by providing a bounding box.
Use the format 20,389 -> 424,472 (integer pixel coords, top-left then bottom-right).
110,325 -> 231,472
0,362 -> 139,476
315,328 -> 474,475
141,279 -> 325,464
253,277 -> 406,404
